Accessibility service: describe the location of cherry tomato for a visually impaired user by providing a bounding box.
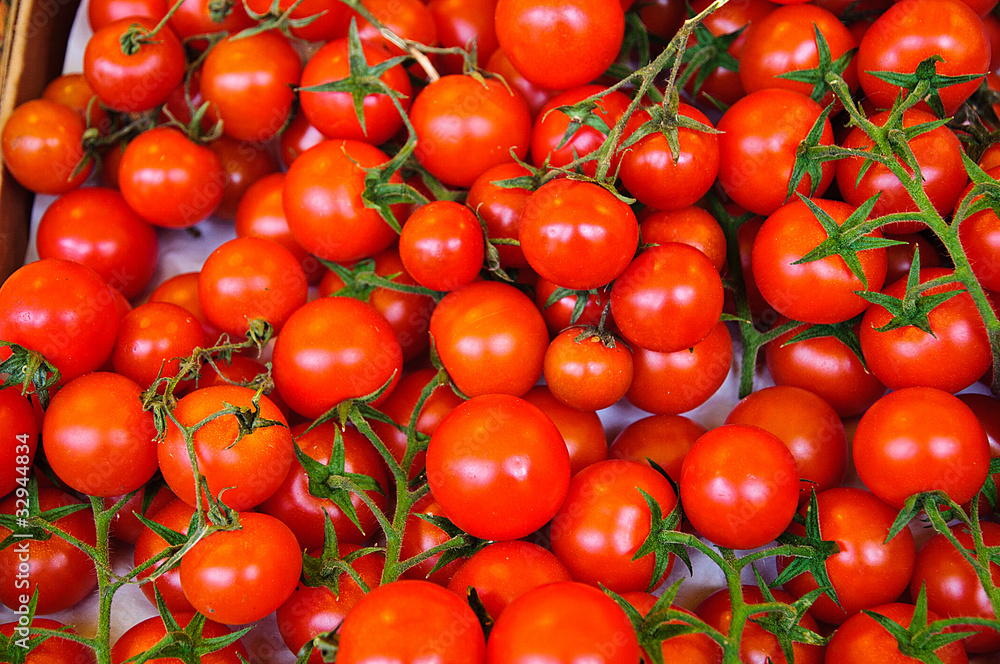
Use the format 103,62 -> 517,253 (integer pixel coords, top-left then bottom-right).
111,302 -> 205,388
111,613 -> 248,664
857,0 -> 989,116
485,581 -> 641,664
354,0 -> 437,57
282,139 -> 403,262
860,268 -> 992,393
338,580 -> 485,664
427,394 -> 570,540
200,31 -> 302,142
167,0 -> 253,43
619,103 -> 720,212
611,243 -> 724,353
0,387 -> 37,499
83,18 -> 185,113
41,72 -> 110,133
207,135 -> 279,220
623,593 -> 723,664
519,179 -> 639,290
133,498 -> 196,613
429,280 -> 548,397
147,271 -> 219,341
824,602 -> 969,663
484,47 -> 557,117
0,489 -> 96,615
853,387 -> 990,509
400,493 -> 469,585
36,187 -> 158,299
428,0 -> 499,73
494,0 -> 625,90
530,85 -> 630,177
399,201 -> 485,291
42,372 -> 158,497
543,328 -> 633,412
198,236 -> 308,337
681,424 -> 800,550
550,459 -> 677,592
180,512 -> 301,625
158,385 -> 294,511
88,0 -> 165,30
717,89 -> 835,216
299,37 -> 412,145
271,296 -> 403,419
957,166 -> 1000,292
534,278 -> 612,335
118,126 -> 224,228
779,487 -> 916,625
639,206 -> 727,273
0,618 -> 96,664
466,162 -> 533,269
609,414 -> 706,483
0,259 -> 118,383
411,74 -> 531,188
1,99 -> 92,194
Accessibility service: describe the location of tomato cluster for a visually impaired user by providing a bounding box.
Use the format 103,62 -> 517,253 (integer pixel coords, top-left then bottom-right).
2,0 -> 1000,662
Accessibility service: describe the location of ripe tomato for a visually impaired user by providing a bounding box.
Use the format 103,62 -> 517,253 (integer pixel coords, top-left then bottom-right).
400,493 -> 469,585
779,487 -> 916,625
543,328 -> 633,412
625,321 -> 733,415
429,281 -> 548,397
180,512 -> 301,625
87,0 -> 165,30
244,0 -> 349,41
447,540 -> 571,620
824,602 -> 969,663
429,0 -> 500,73
717,89 -> 835,216
147,271 -> 219,341
167,0 -> 253,44
466,162 -> 532,269
0,388 -> 37,499
118,127 -> 224,228
550,459 -> 677,592
427,394 -> 570,540
765,318 -> 886,418
857,0 -> 989,116
410,74 -> 531,187
611,243 -> 724,353
884,233 -> 943,285
530,85 -> 630,177
278,113 -> 326,168
111,302 -> 205,388
494,0 -> 625,90
83,18 -> 184,113
319,247 -> 436,361
618,103 -> 721,212
111,613 -> 248,664
271,296 -> 402,419
725,386 -> 847,503
299,37 -> 412,146
338,580 -> 485,664
399,201 -> 485,291
860,268 -> 992,393
200,31 -> 302,142
911,521 -> 1000,653
697,586 -> 824,664
282,139 -> 403,263
609,414 -> 706,483
0,259 -> 118,383
623,593 -> 723,664
0,618 -> 96,664
36,187 -> 158,298
133,498 -> 196,613
752,197 -> 887,324
42,372 -> 158,497
1,99 -> 92,194
853,387 -> 990,508
369,368 -> 464,481
353,0 -> 437,57
681,424 -> 800,550
534,278 -> 611,335
639,206 -> 727,273
739,4 -> 857,102
258,422 -> 389,549
158,385 -> 294,511
198,236 -> 308,337
522,385 -> 609,475
485,581 -> 640,664
484,47 -> 557,117
207,135 -> 279,220
0,489 -> 96,615
275,544 -> 385,664
41,72 -> 109,133
837,109 -> 966,228
519,179 -> 639,290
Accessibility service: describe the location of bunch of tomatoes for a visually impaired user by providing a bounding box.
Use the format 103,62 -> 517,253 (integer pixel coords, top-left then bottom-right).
2,0 -> 1000,661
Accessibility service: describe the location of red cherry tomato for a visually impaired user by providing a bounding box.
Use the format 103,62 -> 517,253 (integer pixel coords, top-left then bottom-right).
399,201 -> 485,292
1,99 -> 92,194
